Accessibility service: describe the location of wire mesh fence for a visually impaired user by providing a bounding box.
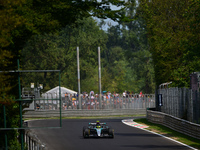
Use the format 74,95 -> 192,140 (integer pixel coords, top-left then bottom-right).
33,94 -> 155,110
158,87 -> 200,124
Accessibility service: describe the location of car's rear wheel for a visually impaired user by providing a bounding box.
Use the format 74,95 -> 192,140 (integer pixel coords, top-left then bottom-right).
83,126 -> 87,137
108,128 -> 114,138
83,127 -> 89,138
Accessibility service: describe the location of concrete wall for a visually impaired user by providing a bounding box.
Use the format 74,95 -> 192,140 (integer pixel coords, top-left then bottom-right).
23,109 -> 146,118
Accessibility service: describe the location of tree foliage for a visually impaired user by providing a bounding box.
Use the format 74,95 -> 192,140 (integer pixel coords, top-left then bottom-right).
104,0 -> 155,93
21,11 -> 155,94
137,0 -> 200,87
0,0 -> 131,99
21,17 -> 108,93
0,0 -> 131,148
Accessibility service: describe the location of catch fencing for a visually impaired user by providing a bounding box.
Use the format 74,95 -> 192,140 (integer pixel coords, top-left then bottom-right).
33,94 -> 155,111
158,87 -> 200,124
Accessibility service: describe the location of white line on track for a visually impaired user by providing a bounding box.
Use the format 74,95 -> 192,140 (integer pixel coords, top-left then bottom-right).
122,119 -> 198,150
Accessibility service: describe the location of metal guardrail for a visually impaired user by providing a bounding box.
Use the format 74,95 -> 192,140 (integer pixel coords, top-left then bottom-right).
25,130 -> 46,150
147,110 -> 200,140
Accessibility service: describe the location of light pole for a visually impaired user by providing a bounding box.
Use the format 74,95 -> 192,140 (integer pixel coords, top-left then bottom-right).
98,47 -> 102,109
77,46 -> 81,109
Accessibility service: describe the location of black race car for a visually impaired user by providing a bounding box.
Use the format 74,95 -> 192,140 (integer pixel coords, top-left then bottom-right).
83,121 -> 114,138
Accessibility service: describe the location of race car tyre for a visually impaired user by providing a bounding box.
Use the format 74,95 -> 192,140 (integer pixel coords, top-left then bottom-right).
83,126 -> 87,137
83,129 -> 89,138
108,128 -> 114,138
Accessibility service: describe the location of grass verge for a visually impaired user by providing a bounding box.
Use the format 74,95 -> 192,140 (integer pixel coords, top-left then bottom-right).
24,114 -> 145,120
134,118 -> 200,150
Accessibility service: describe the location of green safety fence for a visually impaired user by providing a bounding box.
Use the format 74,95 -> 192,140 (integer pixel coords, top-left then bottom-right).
0,60 -> 62,150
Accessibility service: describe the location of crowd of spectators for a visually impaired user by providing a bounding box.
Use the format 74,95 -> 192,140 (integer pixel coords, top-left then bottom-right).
62,91 -> 145,110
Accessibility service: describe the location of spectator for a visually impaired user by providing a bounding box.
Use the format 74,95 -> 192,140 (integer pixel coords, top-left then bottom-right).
139,91 -> 143,97
123,91 -> 126,98
85,92 -> 88,98
126,91 -> 130,98
113,91 -> 116,98
131,91 -> 134,97
36,103 -> 40,110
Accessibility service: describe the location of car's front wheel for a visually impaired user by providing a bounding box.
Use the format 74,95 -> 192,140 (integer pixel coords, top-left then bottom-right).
108,128 -> 114,138
83,127 -> 89,138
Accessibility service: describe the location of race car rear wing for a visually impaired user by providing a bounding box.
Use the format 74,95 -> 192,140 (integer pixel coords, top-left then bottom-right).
89,123 -> 106,125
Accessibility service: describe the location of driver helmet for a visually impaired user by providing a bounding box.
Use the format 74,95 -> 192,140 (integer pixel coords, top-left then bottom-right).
96,120 -> 100,125
96,125 -> 101,128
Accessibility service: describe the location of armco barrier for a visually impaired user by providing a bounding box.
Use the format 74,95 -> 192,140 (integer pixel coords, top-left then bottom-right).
23,109 -> 146,118
25,130 -> 46,150
147,110 -> 200,140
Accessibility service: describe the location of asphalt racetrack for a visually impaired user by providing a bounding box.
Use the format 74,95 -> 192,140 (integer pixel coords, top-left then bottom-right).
28,118 -> 192,150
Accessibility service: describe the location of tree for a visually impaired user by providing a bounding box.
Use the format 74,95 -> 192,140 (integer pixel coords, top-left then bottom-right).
0,0 -> 130,148
137,0 -> 200,87
101,46 -> 128,93
21,17 -> 108,93
0,0 -> 131,99
103,0 -> 155,93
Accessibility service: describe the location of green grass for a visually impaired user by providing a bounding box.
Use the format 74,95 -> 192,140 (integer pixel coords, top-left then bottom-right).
134,118 -> 200,150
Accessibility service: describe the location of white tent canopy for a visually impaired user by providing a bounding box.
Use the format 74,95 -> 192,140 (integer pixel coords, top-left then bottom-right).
42,86 -> 77,98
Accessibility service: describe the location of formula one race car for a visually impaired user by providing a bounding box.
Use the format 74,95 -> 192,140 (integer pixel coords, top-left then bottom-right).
83,121 -> 114,138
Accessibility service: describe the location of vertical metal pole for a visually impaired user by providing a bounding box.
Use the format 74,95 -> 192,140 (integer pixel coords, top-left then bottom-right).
155,85 -> 159,111
17,59 -> 24,150
59,71 -> 62,127
98,47 -> 102,109
3,104 -> 8,150
77,47 -> 81,109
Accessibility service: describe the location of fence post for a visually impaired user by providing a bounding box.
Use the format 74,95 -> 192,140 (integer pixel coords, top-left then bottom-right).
3,104 -> 8,150
155,86 -> 160,111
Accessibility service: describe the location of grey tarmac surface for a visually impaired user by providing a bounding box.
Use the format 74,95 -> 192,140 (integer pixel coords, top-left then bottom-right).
28,118 -> 192,150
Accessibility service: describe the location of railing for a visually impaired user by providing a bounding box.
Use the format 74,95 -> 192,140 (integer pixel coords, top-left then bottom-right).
33,94 -> 155,110
25,130 -> 46,150
147,110 -> 200,140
